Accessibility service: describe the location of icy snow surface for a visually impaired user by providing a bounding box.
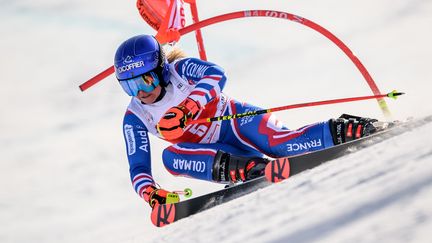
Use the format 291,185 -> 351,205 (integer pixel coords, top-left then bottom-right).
1,1 -> 432,243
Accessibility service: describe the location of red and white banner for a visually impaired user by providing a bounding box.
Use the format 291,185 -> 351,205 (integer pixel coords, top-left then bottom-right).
137,0 -> 185,31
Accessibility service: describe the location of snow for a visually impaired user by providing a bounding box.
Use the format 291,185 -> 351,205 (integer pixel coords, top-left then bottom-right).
1,1 -> 432,243
154,120 -> 432,243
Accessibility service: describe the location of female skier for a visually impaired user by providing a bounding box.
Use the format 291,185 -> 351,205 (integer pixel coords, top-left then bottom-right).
115,35 -> 377,207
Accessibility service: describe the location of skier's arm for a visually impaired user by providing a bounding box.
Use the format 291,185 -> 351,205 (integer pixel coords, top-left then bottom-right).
158,58 -> 227,140
122,111 -> 155,199
174,58 -> 227,108
123,111 -> 180,207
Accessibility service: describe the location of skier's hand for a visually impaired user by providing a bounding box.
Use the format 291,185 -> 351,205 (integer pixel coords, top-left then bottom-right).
143,185 -> 172,208
157,98 -> 200,140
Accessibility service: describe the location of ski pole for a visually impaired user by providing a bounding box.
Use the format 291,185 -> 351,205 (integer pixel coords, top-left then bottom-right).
165,188 -> 193,204
189,90 -> 404,125
172,188 -> 193,198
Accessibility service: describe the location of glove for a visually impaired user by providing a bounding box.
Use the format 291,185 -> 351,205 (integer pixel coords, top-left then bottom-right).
157,98 -> 200,140
329,114 -> 378,145
143,185 -> 173,208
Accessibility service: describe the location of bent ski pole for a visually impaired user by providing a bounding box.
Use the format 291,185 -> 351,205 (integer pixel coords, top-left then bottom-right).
189,90 -> 404,125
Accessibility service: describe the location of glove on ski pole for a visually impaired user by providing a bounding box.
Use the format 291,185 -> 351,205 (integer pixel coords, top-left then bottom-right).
157,98 -> 201,140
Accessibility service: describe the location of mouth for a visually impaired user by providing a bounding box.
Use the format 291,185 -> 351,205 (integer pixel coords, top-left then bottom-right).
140,94 -> 152,99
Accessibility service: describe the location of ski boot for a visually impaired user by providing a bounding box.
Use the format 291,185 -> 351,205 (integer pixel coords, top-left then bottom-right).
329,114 -> 378,145
212,150 -> 270,183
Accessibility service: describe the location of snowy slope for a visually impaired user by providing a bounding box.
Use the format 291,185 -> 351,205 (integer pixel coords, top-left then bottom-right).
149,118 -> 432,243
1,0 -> 432,243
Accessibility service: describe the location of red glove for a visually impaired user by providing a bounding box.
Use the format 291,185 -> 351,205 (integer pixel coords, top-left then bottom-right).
157,98 -> 200,140
143,186 -> 171,208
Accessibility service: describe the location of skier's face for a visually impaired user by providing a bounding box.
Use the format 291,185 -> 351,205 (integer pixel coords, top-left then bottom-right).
136,85 -> 162,104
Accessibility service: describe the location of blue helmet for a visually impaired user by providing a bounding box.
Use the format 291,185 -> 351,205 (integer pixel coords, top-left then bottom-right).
114,35 -> 170,86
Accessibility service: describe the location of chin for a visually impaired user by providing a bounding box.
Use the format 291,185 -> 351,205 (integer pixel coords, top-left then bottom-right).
141,97 -> 155,104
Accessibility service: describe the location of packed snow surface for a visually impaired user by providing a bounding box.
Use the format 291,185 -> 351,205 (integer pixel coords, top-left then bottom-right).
151,119 -> 432,243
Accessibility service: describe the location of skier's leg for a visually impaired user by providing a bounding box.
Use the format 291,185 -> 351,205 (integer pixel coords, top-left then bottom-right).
221,100 -> 335,157
221,100 -> 379,157
162,142 -> 265,182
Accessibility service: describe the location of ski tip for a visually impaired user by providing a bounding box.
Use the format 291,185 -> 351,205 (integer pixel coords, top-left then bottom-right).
151,203 -> 176,227
265,158 -> 291,183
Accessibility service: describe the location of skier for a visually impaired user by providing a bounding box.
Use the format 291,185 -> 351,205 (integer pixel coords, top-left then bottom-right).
115,34 -> 378,208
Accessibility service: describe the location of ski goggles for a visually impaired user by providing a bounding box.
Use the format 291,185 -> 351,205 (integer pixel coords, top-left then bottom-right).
119,71 -> 160,96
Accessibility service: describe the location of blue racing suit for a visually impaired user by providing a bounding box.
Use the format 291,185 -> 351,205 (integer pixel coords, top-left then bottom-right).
122,58 -> 335,198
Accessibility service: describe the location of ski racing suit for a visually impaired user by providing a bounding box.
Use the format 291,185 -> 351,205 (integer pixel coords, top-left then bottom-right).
122,58 -> 335,199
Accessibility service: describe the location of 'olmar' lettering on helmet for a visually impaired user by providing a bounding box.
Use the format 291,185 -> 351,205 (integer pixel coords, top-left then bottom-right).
117,61 -> 145,74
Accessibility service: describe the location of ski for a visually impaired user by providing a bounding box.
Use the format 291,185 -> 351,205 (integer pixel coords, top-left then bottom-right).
264,115 -> 431,183
265,121 -> 396,183
151,174 -> 270,227
150,116 -> 431,227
